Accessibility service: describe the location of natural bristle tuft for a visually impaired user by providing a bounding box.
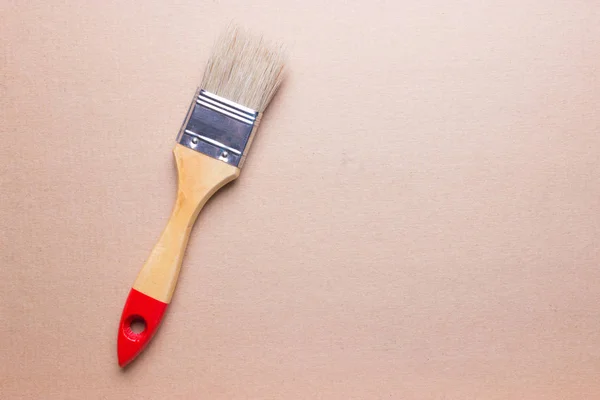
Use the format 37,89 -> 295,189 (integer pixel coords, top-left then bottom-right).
201,26 -> 286,112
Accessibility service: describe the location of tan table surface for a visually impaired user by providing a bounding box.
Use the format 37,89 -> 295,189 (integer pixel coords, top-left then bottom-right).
2,1 -> 600,399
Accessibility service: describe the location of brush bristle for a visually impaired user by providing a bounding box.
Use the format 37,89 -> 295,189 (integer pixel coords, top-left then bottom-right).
201,26 -> 285,112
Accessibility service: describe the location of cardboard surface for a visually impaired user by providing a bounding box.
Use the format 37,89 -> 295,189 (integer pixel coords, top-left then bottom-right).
2,1 -> 600,398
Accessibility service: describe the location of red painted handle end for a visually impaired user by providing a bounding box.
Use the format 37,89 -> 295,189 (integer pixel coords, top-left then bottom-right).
117,289 -> 168,367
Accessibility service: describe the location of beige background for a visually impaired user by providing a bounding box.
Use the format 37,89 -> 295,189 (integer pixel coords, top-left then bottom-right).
2,1 -> 600,399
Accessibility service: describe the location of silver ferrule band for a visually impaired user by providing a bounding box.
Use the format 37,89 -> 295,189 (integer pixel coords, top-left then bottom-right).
177,89 -> 262,168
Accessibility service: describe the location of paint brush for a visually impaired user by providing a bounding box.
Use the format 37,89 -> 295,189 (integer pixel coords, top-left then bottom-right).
117,26 -> 285,367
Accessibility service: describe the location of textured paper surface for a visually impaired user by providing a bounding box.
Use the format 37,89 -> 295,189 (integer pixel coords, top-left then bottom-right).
2,1 -> 600,399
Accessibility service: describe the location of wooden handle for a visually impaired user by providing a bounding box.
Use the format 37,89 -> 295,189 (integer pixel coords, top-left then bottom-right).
117,144 -> 240,367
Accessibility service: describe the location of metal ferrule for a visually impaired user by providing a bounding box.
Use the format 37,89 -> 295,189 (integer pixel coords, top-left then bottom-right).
177,89 -> 262,168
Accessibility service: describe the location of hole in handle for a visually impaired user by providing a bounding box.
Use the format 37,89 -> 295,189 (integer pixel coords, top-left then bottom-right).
123,315 -> 147,339
130,317 -> 146,334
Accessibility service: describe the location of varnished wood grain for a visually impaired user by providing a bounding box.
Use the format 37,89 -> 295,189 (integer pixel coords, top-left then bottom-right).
132,144 -> 240,302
